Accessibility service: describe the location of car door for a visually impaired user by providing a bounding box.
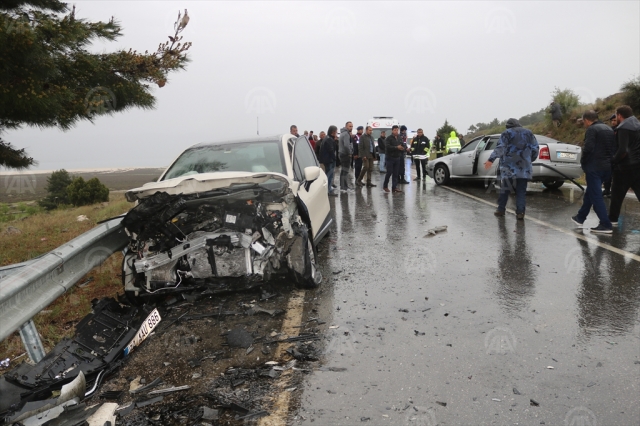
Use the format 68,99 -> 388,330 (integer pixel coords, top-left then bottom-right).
477,137 -> 500,177
450,138 -> 482,176
291,137 -> 331,242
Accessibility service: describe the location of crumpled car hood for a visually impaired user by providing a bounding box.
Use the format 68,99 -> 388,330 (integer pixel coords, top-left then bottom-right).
125,172 -> 292,202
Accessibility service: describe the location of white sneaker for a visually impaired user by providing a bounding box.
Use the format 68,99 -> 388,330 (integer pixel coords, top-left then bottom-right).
610,222 -> 618,227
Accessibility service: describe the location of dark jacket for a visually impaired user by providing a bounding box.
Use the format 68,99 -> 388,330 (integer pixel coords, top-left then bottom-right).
433,136 -> 445,152
581,120 -> 616,172
377,136 -> 386,153
352,135 -> 359,157
550,102 -> 562,121
319,135 -> 336,165
385,134 -> 403,158
488,118 -> 539,179
410,135 -> 431,158
358,134 -> 374,159
612,115 -> 640,170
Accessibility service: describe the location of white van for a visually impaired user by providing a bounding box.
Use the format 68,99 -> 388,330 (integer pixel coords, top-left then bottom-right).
366,116 -> 399,142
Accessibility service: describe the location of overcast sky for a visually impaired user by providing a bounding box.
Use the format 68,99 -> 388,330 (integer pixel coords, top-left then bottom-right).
4,1 -> 640,171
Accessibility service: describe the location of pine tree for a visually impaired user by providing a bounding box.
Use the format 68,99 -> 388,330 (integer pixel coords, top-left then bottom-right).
0,1 -> 192,168
436,120 -> 458,141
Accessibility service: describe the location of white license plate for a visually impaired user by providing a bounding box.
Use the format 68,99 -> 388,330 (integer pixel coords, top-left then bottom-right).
557,152 -> 577,160
124,308 -> 161,356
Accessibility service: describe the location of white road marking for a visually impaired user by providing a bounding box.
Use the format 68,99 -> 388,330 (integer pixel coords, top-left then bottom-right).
441,185 -> 640,263
258,289 -> 306,426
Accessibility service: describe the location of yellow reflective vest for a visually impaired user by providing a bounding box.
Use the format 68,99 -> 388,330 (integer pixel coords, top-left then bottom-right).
446,131 -> 461,154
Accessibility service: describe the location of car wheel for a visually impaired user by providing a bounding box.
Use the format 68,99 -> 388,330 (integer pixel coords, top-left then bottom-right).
542,180 -> 564,189
433,164 -> 450,186
290,224 -> 322,289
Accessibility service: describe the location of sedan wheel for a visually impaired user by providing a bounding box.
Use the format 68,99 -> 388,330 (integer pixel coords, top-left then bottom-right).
542,180 -> 564,189
433,164 -> 450,186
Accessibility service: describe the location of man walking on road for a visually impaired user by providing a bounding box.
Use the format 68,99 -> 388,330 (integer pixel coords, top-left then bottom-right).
378,131 -> 387,173
338,122 -> 354,192
570,110 -> 616,234
484,118 -> 539,220
383,125 -> 404,193
319,126 -> 339,197
608,105 -> 640,226
357,126 -> 377,187
410,128 -> 431,181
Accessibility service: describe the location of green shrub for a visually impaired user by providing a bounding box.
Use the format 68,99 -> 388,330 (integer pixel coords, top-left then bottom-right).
620,76 -> 640,114
67,177 -> 109,206
38,169 -> 73,210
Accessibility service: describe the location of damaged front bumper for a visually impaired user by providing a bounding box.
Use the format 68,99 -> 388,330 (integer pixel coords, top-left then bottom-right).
122,183 -> 321,300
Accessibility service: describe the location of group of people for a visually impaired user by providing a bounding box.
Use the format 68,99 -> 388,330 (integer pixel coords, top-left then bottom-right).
481,105 -> 639,234
299,122 -> 466,195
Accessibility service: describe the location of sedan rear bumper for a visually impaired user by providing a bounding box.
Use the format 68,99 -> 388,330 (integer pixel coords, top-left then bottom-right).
532,162 -> 582,180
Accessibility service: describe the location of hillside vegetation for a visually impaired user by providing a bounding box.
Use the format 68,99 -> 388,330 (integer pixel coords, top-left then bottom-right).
466,78 -> 640,146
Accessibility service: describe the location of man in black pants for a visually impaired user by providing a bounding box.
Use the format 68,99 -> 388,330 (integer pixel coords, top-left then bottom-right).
398,125 -> 409,184
608,105 -> 640,227
383,125 -> 404,193
410,128 -> 431,181
603,113 -> 618,197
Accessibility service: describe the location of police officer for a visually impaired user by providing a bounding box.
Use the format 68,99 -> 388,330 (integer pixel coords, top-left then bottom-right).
410,128 -> 431,181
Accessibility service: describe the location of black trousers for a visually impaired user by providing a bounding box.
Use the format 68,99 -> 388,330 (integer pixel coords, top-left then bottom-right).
608,167 -> 640,222
414,158 -> 428,178
399,156 -> 406,181
354,158 -> 363,180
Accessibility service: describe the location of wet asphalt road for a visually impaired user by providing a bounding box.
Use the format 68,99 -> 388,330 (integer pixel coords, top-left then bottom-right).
295,161 -> 640,426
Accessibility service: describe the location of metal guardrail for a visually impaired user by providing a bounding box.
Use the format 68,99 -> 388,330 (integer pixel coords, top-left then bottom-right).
0,216 -> 129,361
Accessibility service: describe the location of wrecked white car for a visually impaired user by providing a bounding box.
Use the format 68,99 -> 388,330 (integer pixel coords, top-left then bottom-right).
121,135 -> 332,301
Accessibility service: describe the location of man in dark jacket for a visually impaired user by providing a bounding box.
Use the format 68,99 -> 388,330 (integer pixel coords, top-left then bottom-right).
338,122 -> 354,192
484,118 -> 539,219
353,126 -> 364,181
608,105 -> 640,226
377,131 -> 387,173
383,125 -> 405,193
550,101 -> 562,127
433,134 -> 445,157
570,110 -> 616,233
398,125 -> 409,184
410,129 -> 431,181
356,126 -> 377,187
602,114 -> 618,197
319,125 -> 339,196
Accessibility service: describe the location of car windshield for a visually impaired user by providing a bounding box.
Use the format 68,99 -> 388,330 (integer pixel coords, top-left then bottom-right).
162,140 -> 287,181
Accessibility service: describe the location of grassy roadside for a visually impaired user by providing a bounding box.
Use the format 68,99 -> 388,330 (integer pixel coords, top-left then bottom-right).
0,193 -> 134,362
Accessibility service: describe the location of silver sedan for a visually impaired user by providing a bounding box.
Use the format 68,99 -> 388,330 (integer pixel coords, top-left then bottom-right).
426,134 -> 582,189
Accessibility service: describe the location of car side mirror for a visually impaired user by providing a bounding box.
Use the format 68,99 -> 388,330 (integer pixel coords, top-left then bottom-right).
304,166 -> 321,182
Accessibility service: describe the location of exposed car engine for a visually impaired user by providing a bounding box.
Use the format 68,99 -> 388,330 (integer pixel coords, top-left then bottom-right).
122,186 -> 321,300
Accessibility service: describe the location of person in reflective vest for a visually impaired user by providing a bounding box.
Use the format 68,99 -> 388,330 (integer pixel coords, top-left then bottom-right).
410,128 -> 431,181
446,131 -> 461,154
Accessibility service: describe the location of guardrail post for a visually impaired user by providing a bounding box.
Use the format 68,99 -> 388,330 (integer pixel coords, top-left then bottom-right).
18,320 -> 45,363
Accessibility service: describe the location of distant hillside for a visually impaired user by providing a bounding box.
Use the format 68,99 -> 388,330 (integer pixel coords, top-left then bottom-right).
466,90 -> 639,146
